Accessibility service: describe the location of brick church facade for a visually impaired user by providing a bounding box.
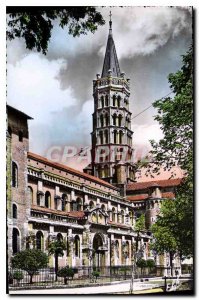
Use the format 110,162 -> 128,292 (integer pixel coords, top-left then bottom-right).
7,19 -> 182,272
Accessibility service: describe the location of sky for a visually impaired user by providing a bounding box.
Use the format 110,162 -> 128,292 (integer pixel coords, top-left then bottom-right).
7,6 -> 192,176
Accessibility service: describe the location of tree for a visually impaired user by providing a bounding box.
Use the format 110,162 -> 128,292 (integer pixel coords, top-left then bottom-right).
136,258 -> 147,275
7,7 -> 105,54
57,267 -> 75,285
146,259 -> 155,270
11,249 -> 48,284
150,220 -> 178,276
48,239 -> 66,281
142,46 -> 193,259
134,214 -> 145,252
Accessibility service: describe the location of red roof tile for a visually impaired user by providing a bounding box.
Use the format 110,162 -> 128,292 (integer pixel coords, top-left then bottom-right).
127,178 -> 182,191
162,192 -> 175,199
28,152 -> 117,190
31,205 -> 85,219
108,221 -> 130,228
127,194 -> 149,201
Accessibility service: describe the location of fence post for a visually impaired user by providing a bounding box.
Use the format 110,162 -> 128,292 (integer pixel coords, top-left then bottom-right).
163,276 -> 167,292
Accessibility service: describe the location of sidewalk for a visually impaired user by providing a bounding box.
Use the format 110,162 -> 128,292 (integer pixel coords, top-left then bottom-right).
9,281 -> 161,295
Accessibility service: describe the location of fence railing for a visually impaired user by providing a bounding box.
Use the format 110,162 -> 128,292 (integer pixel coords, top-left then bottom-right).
8,265 -> 193,288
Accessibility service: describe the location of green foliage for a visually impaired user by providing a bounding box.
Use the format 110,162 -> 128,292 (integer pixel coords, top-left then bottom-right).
144,46 -> 193,259
148,45 -> 193,176
7,7 -> 105,54
92,271 -> 100,278
134,214 -> 145,233
11,249 -> 48,283
57,267 -> 75,284
146,259 -> 155,269
13,270 -> 24,282
136,259 -> 147,269
48,239 -> 66,257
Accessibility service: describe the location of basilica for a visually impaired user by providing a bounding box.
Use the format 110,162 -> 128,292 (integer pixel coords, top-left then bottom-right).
7,18 -> 182,272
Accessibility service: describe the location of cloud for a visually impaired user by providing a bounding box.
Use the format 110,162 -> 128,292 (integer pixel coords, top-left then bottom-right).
6,7 -> 192,170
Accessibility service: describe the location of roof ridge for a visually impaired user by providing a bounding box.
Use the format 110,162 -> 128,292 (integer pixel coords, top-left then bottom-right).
28,151 -> 117,189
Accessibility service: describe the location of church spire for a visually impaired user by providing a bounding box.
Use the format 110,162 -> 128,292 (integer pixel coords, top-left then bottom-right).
101,12 -> 121,78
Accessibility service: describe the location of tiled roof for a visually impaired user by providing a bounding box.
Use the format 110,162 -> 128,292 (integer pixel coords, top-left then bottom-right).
28,152 -> 117,190
108,221 -> 130,228
31,205 -> 85,219
127,178 -> 182,191
162,192 -> 175,199
127,194 -> 149,202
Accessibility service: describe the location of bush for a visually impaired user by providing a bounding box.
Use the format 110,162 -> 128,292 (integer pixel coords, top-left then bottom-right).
57,267 -> 75,284
92,271 -> 100,279
146,259 -> 155,269
136,258 -> 147,269
13,270 -> 24,284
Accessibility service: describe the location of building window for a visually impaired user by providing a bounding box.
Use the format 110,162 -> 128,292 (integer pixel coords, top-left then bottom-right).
112,207 -> 116,222
112,114 -> 117,126
89,201 -> 94,209
121,210 -> 125,223
12,162 -> 18,188
12,228 -> 20,254
13,204 -> 17,219
104,165 -> 109,177
36,231 -> 44,250
76,198 -> 82,211
119,131 -> 123,144
75,235 -> 80,257
118,115 -> 122,127
99,131 -> 103,144
28,186 -> 33,204
101,96 -> 104,108
62,194 -> 67,211
114,130 -> 117,144
45,191 -> 51,208
105,95 -> 109,106
57,233 -> 63,241
37,194 -> 40,206
113,95 -> 116,106
18,130 -> 23,142
100,114 -> 104,127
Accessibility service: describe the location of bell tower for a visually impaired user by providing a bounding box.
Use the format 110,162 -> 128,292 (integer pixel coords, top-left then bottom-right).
89,13 -> 135,186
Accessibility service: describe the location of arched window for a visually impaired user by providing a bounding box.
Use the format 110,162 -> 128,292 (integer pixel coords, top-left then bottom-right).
74,235 -> 80,257
129,211 -> 133,225
37,193 -> 40,206
36,231 -> 44,250
117,96 -> 121,107
100,114 -> 104,127
105,95 -> 109,106
105,114 -> 109,126
112,207 -> 116,222
101,204 -> 106,212
101,96 -> 104,108
105,130 -> 108,144
104,165 -> 109,177
118,115 -> 122,127
113,95 -> 116,106
62,194 -> 67,211
76,198 -> 82,211
121,210 -> 125,223
12,162 -> 18,188
119,131 -> 123,144
99,131 -> 103,144
45,191 -> 51,208
13,204 -> 17,219
57,233 -> 63,241
112,114 -> 117,126
18,130 -> 23,142
114,130 -> 117,144
89,201 -> 94,209
12,228 -> 20,254
28,186 -> 33,204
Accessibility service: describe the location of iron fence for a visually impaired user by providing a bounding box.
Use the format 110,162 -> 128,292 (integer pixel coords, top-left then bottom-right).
8,265 -> 192,288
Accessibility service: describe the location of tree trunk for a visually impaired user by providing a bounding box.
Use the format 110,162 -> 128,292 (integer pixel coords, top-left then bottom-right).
169,252 -> 173,277
55,253 -> 58,281
29,274 -> 33,284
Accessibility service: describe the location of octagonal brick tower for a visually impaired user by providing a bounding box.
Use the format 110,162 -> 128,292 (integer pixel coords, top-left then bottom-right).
90,17 -> 135,187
